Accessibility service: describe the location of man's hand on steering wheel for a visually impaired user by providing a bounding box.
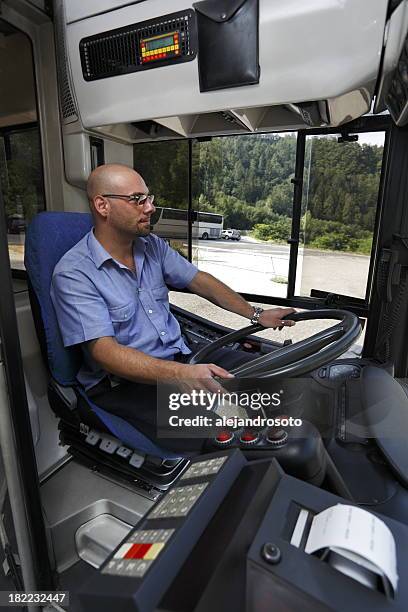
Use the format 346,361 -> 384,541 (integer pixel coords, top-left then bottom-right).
258,307 -> 297,330
175,363 -> 234,396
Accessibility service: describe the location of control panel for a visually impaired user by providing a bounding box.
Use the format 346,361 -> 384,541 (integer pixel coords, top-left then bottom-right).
79,452 -> 408,612
80,10 -> 197,81
79,450 -> 245,612
140,31 -> 181,65
318,363 -> 361,381
108,528 -> 174,579
207,421 -> 326,486
148,482 -> 209,520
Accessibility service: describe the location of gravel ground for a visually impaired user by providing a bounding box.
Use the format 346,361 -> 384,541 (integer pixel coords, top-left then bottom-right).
170,292 -> 365,354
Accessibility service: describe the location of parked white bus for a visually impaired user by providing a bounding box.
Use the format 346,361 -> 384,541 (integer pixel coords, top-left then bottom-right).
151,207 -> 223,240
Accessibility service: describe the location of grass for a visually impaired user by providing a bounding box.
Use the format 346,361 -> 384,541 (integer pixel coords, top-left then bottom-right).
271,275 -> 288,284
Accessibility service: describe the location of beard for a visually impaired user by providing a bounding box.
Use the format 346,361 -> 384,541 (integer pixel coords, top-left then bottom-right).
134,222 -> 152,237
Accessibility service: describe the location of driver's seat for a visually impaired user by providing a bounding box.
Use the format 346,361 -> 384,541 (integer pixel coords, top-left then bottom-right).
24,211 -> 189,491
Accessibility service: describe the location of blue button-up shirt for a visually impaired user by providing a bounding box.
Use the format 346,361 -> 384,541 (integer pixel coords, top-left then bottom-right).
51,229 -> 198,389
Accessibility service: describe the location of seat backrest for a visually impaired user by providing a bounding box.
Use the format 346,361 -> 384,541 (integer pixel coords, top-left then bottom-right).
24,211 -> 93,385
25,211 -> 184,460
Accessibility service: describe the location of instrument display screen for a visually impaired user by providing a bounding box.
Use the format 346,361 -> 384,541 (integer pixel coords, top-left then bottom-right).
140,31 -> 180,63
146,35 -> 174,51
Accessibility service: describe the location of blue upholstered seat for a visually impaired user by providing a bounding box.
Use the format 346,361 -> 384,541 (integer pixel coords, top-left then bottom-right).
24,211 -> 181,459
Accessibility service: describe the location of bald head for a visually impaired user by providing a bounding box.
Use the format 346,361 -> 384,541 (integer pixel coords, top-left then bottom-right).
87,164 -> 144,203
86,164 -> 152,238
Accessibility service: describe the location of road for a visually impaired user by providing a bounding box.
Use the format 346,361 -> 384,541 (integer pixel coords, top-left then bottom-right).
188,236 -> 370,300
197,237 -> 290,255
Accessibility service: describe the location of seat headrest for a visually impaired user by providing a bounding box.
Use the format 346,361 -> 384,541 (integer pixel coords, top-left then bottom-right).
24,211 -> 93,385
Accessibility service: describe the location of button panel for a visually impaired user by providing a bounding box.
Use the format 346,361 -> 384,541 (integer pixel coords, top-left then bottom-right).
140,31 -> 181,64
148,483 -> 208,519
95,451 -> 246,609
102,529 -> 174,577
180,456 -> 227,480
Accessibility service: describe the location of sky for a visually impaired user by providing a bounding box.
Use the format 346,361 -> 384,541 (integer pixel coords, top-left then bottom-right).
278,131 -> 385,147
357,132 -> 385,146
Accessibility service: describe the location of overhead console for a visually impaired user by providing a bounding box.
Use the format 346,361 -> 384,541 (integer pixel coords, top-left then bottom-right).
58,0 -> 390,138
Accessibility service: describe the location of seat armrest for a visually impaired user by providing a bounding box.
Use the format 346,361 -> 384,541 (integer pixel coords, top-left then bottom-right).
49,379 -> 77,411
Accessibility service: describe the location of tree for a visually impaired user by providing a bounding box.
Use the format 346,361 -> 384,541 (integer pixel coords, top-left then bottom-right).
133,132 -> 384,253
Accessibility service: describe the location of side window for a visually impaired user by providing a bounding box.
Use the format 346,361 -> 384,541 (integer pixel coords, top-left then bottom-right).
0,20 -> 45,271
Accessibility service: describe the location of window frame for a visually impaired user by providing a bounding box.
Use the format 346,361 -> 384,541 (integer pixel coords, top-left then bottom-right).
90,136 -> 105,170
287,114 -> 391,317
0,17 -> 46,280
132,116 -> 390,317
1,122 -> 46,278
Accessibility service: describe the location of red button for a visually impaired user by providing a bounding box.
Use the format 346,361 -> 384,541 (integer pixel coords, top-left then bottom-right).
216,432 -> 232,442
124,543 -> 151,559
241,431 -> 257,442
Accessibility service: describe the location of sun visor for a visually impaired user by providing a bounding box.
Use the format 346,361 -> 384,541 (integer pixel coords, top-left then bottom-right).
193,0 -> 259,92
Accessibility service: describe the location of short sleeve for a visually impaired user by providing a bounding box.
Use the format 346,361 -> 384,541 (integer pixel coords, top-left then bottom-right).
159,239 -> 199,288
51,269 -> 114,347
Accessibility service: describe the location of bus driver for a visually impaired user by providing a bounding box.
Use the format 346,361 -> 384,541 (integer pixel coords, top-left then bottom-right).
51,164 -> 296,450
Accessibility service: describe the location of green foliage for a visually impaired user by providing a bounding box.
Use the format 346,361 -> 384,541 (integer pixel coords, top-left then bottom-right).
134,140 -> 189,210
133,133 -> 384,254
353,235 -> 373,255
252,212 -> 373,254
1,128 -> 45,223
252,219 -> 291,242
311,232 -> 353,251
302,137 -> 383,232
301,210 -> 373,253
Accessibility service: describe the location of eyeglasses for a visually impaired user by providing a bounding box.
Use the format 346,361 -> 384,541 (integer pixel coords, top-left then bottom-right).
102,193 -> 155,206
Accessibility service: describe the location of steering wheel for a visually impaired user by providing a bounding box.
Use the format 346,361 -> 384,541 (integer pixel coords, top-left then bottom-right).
188,309 -> 362,378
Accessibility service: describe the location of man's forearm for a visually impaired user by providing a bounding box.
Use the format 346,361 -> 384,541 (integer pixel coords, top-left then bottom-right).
188,271 -> 253,319
89,337 -> 186,384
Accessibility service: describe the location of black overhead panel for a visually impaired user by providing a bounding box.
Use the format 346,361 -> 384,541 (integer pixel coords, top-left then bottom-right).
387,0 -> 404,18
80,10 -> 197,81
